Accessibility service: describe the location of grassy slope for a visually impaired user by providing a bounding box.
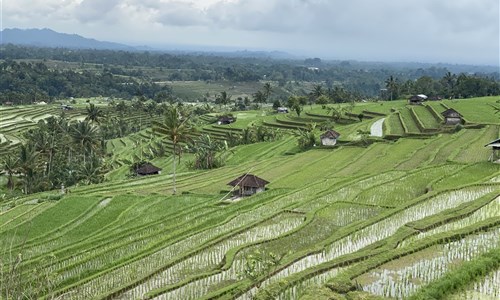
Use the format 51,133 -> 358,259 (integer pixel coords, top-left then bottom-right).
0,96 -> 499,299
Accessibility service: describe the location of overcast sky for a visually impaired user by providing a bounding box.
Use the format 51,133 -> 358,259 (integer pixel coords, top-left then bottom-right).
2,0 -> 499,65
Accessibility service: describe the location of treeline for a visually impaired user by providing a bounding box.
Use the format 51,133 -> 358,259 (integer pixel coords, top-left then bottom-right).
2,44 -> 498,98
383,72 -> 500,100
0,60 -> 172,105
3,116 -> 108,194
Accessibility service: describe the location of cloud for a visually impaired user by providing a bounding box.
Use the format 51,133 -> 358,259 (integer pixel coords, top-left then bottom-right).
74,0 -> 122,23
1,0 -> 498,65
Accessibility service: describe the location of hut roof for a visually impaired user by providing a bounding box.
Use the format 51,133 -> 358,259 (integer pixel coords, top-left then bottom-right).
441,108 -> 462,117
136,163 -> 162,175
228,174 -> 269,188
409,95 -> 425,101
320,130 -> 341,139
485,138 -> 500,148
218,116 -> 235,123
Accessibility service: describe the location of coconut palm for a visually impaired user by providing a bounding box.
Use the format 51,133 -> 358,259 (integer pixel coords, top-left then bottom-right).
253,90 -> 266,108
153,106 -> 193,195
263,83 -> 272,100
215,91 -> 232,109
69,121 -> 100,163
75,153 -> 104,185
385,76 -> 399,101
85,103 -> 105,124
311,84 -> 323,99
442,71 -> 456,98
1,155 -> 19,190
188,134 -> 227,169
17,144 -> 39,194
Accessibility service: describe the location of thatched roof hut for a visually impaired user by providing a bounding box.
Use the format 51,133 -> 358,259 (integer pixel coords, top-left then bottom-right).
320,130 -> 341,146
441,108 -> 463,125
135,163 -> 162,176
228,174 -> 269,196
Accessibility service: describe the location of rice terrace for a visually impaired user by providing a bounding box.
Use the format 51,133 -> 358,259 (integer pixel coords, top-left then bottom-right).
0,44 -> 500,300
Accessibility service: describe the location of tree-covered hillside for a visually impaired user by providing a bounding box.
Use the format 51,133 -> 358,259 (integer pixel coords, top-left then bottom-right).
1,45 -> 498,104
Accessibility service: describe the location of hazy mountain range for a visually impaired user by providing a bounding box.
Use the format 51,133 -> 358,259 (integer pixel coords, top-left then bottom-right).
0,28 -> 294,59
0,28 -> 143,51
1,28 -> 498,73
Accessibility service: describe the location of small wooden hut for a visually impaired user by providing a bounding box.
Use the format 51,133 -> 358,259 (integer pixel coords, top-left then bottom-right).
485,138 -> 500,162
228,174 -> 269,197
217,116 -> 235,125
135,163 -> 162,176
320,130 -> 341,146
441,108 -> 463,125
408,95 -> 426,105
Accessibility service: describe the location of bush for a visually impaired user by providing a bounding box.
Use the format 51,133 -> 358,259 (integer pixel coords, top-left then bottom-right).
347,291 -> 384,300
46,194 -> 63,201
326,275 -> 357,293
454,124 -> 463,132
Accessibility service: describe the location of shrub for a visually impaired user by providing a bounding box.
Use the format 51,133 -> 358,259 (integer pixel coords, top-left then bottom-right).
46,194 -> 63,201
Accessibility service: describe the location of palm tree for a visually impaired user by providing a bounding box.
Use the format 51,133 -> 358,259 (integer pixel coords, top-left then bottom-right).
69,121 -> 100,163
442,71 -> 456,99
30,130 -> 56,176
75,153 -> 104,185
188,134 -> 227,169
153,106 -> 193,195
253,90 -> 266,108
311,84 -> 323,98
85,103 -> 105,124
216,91 -> 232,109
385,76 -> 399,101
263,83 -> 272,100
17,144 -> 39,194
2,155 -> 19,190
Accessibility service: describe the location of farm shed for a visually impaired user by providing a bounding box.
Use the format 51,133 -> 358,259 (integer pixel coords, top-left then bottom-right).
228,174 -> 269,197
135,163 -> 162,176
485,138 -> 500,162
428,95 -> 443,101
408,95 -> 426,105
441,108 -> 463,125
277,107 -> 289,113
320,130 -> 341,146
217,116 -> 235,125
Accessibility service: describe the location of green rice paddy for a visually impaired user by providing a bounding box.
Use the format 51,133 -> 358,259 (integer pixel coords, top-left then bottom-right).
0,96 -> 499,299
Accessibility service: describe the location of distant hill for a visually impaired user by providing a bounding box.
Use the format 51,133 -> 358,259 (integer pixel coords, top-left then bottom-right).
0,28 -> 137,51
0,28 -> 295,59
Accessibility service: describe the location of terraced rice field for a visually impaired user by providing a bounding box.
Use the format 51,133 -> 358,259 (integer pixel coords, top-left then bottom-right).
0,96 -> 499,299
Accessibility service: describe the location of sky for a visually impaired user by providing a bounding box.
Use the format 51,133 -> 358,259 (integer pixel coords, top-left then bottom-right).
2,0 -> 499,66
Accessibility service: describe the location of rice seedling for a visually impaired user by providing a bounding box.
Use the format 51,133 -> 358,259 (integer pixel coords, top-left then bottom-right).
400,196 -> 500,247
234,185 -> 496,297
360,228 -> 500,298
449,269 -> 500,300
120,213 -> 303,299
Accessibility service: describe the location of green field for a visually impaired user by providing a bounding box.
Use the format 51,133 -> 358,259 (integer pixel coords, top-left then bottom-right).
0,96 -> 499,299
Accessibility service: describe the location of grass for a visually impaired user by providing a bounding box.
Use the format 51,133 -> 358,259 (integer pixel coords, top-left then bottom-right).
1,97 -> 500,300
385,113 -> 405,136
412,105 -> 441,129
399,107 -> 421,133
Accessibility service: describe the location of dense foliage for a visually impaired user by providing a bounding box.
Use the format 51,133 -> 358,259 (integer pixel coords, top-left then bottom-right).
1,45 -> 498,103
0,60 -> 172,104
2,116 -> 108,194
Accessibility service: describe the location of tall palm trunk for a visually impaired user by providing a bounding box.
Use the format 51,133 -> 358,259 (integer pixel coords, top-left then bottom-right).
172,145 -> 176,195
